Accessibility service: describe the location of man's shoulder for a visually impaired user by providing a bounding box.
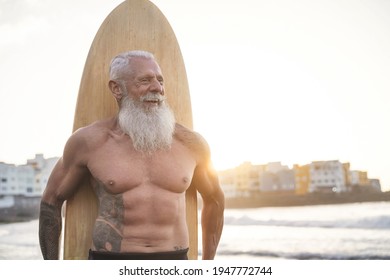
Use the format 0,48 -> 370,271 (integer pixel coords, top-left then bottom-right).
174,123 -> 210,157
174,123 -> 202,141
70,118 -> 115,147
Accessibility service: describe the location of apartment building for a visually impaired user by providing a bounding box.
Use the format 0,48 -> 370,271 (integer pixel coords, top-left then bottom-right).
0,163 -> 35,196
259,162 -> 295,192
293,164 -> 310,195
0,154 -> 59,196
350,170 -> 382,192
219,160 -> 381,196
308,160 -> 349,193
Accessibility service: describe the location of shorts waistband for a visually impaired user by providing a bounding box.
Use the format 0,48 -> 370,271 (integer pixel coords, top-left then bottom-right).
88,248 -> 189,260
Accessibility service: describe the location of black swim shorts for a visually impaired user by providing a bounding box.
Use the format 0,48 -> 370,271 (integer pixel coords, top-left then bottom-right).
88,248 -> 189,260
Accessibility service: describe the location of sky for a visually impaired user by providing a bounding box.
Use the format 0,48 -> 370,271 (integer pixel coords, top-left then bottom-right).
0,0 -> 389,190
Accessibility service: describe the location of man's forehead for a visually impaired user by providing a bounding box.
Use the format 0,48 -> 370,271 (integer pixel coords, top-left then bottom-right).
131,56 -> 158,66
131,57 -> 163,74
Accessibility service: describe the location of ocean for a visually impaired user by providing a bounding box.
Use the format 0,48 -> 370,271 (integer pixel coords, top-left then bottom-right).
1,201 -> 390,260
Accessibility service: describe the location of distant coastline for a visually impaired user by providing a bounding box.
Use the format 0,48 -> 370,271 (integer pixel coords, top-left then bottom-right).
225,191 -> 390,209
2,192 -> 390,223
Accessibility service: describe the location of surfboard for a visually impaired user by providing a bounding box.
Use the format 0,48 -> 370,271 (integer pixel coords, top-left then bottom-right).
63,0 -> 196,259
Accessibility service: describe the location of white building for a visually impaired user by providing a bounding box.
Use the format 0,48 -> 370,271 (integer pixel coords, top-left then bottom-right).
266,162 -> 289,174
0,154 -> 59,196
28,154 -> 59,195
309,160 -> 348,193
0,163 -> 36,196
0,162 -> 18,195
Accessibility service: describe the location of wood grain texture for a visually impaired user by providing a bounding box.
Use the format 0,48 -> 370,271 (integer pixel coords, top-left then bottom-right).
63,0 -> 196,259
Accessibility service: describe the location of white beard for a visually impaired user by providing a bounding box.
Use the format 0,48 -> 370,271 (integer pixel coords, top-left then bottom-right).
118,94 -> 175,154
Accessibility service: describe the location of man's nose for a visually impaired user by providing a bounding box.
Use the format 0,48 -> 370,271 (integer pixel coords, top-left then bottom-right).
150,78 -> 164,95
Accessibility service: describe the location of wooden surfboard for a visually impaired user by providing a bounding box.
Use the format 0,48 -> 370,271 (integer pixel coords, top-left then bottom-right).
63,0 -> 196,259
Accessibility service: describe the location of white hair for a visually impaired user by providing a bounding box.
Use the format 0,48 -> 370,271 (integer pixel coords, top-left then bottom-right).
109,50 -> 155,81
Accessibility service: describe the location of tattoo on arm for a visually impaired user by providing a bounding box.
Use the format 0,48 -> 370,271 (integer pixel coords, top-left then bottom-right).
39,201 -> 62,260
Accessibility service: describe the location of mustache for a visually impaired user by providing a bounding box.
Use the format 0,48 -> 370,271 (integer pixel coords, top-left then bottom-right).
140,92 -> 166,103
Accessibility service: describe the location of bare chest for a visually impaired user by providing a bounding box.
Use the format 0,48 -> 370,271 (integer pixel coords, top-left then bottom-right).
87,138 -> 197,194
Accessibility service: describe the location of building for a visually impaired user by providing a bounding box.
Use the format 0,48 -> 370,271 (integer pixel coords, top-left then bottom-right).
259,162 -> 295,192
218,168 -> 238,198
218,160 -> 382,197
0,154 -> 59,197
349,170 -> 382,193
219,161 -> 295,194
294,164 -> 310,195
308,160 -> 349,193
220,162 -> 264,196
0,162 -> 37,196
27,154 -> 59,195
369,179 -> 382,192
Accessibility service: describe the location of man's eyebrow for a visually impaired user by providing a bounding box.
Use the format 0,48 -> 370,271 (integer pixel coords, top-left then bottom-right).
137,74 -> 164,80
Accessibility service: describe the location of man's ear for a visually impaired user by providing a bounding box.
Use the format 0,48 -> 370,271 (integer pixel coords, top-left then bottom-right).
109,80 -> 123,102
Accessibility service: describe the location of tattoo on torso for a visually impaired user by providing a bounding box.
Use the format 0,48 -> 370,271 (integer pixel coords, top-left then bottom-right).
92,180 -> 124,251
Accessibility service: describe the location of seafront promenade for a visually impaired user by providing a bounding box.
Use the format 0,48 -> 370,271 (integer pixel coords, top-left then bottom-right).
225,190 -> 390,208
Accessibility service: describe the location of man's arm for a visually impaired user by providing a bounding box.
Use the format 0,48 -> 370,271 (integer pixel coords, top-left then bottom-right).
190,135 -> 225,260
197,166 -> 225,260
39,200 -> 63,260
39,130 -> 89,259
